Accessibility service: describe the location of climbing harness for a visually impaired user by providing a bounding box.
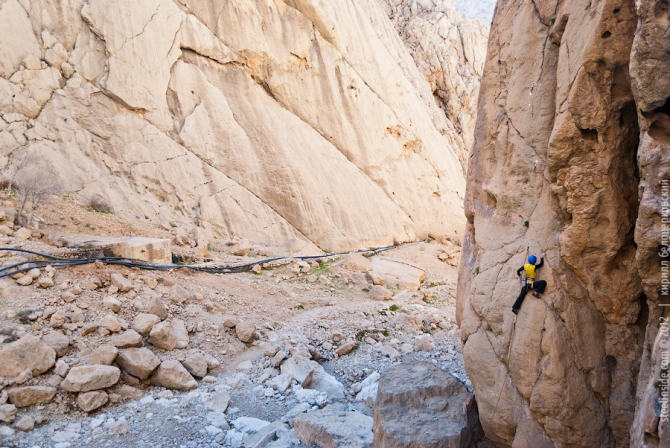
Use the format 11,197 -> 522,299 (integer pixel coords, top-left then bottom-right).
490,242 -> 534,427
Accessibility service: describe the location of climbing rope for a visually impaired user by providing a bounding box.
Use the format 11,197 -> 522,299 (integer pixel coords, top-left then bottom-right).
488,241 -> 532,429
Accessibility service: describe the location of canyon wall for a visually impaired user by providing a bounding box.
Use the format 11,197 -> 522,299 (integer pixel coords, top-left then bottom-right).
0,0 -> 485,252
457,0 -> 670,447
383,0 -> 489,160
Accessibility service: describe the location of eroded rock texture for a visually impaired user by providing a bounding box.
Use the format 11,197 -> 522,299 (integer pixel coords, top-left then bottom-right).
0,0 -> 487,252
458,0 -> 670,447
382,0 -> 489,161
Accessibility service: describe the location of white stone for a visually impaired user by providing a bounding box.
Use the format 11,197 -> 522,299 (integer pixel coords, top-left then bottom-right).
231,416 -> 270,434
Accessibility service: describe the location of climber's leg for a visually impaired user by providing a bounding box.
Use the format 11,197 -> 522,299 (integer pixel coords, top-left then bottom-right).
532,280 -> 547,297
512,288 -> 527,314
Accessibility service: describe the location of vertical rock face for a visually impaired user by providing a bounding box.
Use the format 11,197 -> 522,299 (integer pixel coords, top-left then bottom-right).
629,2 -> 670,447
0,0 -> 488,252
382,0 -> 489,163
458,0 -> 670,447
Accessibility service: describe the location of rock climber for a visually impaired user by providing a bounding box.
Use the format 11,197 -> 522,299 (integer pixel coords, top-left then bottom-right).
512,253 -> 546,314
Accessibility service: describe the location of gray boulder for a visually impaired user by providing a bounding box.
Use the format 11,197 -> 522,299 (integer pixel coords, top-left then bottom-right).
373,362 -> 483,448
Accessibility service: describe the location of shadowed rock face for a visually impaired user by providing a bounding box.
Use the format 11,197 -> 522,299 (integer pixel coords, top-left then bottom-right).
458,0 -> 670,446
0,0 -> 488,252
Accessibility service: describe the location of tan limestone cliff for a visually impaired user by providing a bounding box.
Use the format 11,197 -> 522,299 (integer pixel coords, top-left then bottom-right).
0,0 -> 487,252
382,0 -> 489,162
457,0 -> 670,446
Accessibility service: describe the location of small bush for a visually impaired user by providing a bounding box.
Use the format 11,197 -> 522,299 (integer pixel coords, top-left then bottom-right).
14,156 -> 63,226
17,309 -> 39,324
88,196 -> 113,214
0,327 -> 20,343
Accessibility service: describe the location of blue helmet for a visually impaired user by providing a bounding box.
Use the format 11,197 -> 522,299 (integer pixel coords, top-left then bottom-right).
528,255 -> 537,264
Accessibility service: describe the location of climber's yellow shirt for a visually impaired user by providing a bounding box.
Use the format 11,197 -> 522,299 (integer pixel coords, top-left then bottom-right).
523,263 -> 536,279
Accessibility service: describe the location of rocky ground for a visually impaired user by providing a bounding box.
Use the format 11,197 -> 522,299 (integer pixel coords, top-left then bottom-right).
0,194 -> 473,448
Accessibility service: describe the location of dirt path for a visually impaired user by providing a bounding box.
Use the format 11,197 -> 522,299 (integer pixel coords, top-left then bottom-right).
0,195 -> 467,448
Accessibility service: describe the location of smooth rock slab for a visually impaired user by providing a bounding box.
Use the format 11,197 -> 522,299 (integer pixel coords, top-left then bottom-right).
150,360 -> 197,390
370,257 -> 425,291
373,361 -> 483,448
0,334 -> 56,377
116,347 -> 160,380
294,403 -> 373,448
61,365 -> 120,392
7,386 -> 57,407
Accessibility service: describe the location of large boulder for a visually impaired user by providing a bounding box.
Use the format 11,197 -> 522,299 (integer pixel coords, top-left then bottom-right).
235,321 -> 256,343
280,356 -> 314,387
356,371 -> 380,408
0,335 -> 56,377
308,361 -> 345,399
60,365 -> 120,392
182,352 -> 208,378
373,362 -> 482,447
7,386 -> 56,407
149,318 -> 189,350
370,257 -> 425,291
294,403 -> 373,448
115,347 -> 160,379
150,360 -> 197,390
341,253 -> 372,272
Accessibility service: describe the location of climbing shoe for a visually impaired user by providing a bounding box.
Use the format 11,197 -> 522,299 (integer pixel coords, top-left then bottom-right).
512,308 -> 519,315
532,292 -> 541,298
